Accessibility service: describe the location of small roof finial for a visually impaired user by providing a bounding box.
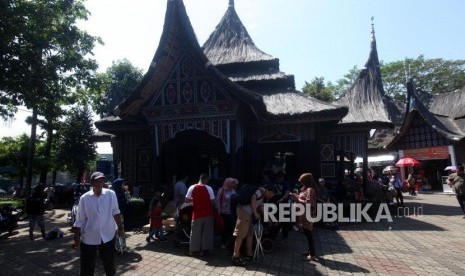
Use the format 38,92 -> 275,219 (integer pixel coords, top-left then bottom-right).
370,16 -> 376,41
229,0 -> 234,8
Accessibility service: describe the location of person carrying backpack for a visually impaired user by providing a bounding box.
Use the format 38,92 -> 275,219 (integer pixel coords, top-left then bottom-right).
231,184 -> 265,266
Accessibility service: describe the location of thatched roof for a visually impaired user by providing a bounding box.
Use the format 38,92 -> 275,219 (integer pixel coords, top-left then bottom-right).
202,0 -> 294,94
202,0 -> 274,65
102,0 -> 347,127
261,92 -> 348,119
334,30 -> 393,127
91,131 -> 114,143
387,80 -> 465,148
368,99 -> 405,150
425,87 -> 465,119
114,0 -> 261,119
95,115 -> 148,135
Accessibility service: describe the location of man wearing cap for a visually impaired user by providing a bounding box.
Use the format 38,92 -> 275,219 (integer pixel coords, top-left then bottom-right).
72,172 -> 124,276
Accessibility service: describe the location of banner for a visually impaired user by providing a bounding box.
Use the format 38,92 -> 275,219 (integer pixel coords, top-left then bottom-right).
403,146 -> 450,160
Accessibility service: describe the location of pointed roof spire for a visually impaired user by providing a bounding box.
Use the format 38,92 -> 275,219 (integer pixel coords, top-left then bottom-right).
371,16 -> 376,42
334,20 -> 392,126
203,1 -> 273,65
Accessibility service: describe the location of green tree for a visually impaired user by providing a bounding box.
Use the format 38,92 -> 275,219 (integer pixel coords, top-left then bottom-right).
302,77 -> 335,102
0,134 -> 46,187
0,0 -> 101,195
381,56 -> 465,100
86,59 -> 143,118
56,106 -> 97,182
332,66 -> 361,98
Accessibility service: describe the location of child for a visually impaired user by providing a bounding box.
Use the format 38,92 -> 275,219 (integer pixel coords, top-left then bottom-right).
146,199 -> 167,242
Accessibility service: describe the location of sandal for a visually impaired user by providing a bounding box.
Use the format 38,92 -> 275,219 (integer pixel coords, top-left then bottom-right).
231,256 -> 247,267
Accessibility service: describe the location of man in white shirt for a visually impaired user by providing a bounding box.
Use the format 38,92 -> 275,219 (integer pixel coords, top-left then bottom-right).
73,172 -> 124,276
174,176 -> 188,220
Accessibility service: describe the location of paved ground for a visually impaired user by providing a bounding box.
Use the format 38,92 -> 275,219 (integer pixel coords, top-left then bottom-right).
1,193 -> 465,275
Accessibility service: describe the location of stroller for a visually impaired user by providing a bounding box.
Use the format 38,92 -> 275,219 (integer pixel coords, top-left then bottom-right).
173,203 -> 193,247
259,221 -> 281,253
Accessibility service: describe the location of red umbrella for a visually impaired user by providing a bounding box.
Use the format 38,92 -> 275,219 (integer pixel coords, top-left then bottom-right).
395,157 -> 421,167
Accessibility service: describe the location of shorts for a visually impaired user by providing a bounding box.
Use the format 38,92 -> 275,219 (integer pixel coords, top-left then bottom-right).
29,215 -> 45,228
233,206 -> 252,239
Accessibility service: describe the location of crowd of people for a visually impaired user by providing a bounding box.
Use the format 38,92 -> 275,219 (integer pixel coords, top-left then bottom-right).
164,171 -> 322,267
23,163 -> 464,275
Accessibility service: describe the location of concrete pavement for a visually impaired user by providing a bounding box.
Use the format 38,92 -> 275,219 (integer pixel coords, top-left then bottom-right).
1,193 -> 465,275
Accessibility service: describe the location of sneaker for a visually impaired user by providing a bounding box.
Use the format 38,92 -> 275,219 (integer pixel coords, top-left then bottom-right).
146,237 -> 151,243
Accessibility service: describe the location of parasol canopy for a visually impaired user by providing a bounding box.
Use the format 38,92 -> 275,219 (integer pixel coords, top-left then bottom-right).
395,157 -> 421,167
382,165 -> 397,173
444,165 -> 457,171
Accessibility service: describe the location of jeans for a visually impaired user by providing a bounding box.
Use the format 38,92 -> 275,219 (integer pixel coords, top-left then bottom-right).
148,227 -> 164,239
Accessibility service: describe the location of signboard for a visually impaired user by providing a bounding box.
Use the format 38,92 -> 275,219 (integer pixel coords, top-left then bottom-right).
403,146 -> 450,160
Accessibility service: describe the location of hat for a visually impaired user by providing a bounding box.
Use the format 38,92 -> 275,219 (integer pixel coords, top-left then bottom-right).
90,172 -> 105,181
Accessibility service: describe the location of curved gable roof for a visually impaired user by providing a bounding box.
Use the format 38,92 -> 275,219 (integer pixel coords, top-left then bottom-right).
115,0 -> 261,118
387,80 -> 465,148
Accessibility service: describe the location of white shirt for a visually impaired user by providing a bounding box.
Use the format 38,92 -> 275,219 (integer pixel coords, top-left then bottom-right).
174,181 -> 188,207
185,183 -> 215,200
74,188 -> 120,245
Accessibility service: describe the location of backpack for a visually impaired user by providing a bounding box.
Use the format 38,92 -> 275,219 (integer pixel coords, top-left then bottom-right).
235,184 -> 260,206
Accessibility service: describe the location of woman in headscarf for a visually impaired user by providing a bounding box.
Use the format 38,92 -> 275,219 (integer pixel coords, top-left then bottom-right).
291,173 -> 317,262
216,177 -> 238,249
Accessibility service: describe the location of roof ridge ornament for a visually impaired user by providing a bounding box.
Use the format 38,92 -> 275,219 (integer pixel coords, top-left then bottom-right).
229,0 -> 234,8
371,16 -> 376,42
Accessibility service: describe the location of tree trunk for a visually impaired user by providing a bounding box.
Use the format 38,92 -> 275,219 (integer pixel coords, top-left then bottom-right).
52,170 -> 57,185
39,124 -> 53,184
25,106 -> 38,197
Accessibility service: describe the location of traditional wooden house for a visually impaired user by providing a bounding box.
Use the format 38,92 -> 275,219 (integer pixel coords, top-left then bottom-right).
95,0 -> 394,196
386,80 -> 465,190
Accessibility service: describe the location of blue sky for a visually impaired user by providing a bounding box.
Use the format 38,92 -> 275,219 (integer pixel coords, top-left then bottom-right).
80,0 -> 465,90
2,0 -> 465,153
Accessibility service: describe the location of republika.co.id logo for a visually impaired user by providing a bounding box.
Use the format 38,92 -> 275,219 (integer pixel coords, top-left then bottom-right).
263,203 -> 404,223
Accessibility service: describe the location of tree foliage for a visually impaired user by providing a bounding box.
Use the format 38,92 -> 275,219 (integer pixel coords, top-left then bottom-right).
0,0 -> 101,113
0,135 -> 45,179
332,66 -> 361,98
56,106 -> 97,181
302,77 -> 335,102
0,0 -> 101,195
381,55 -> 465,100
303,56 -> 465,101
87,59 -> 143,118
